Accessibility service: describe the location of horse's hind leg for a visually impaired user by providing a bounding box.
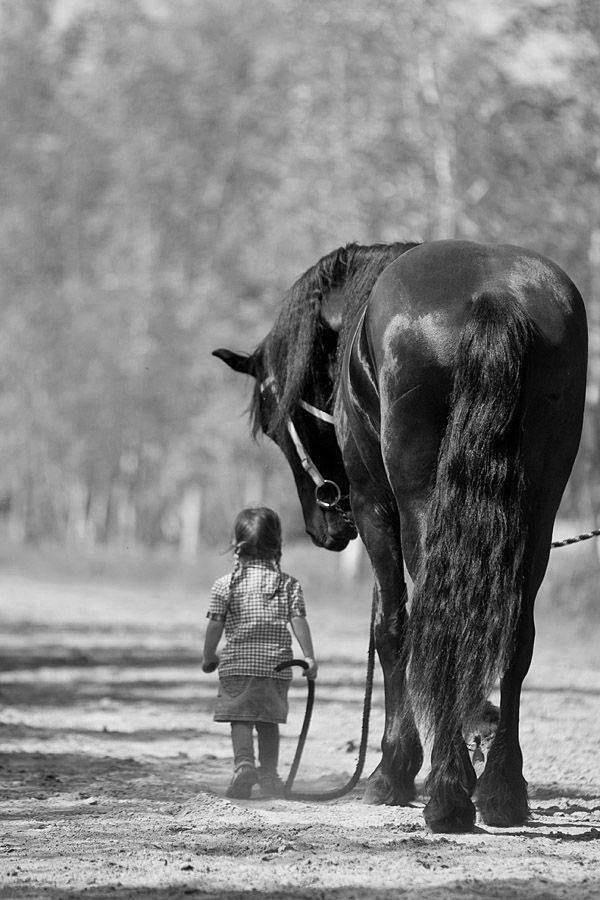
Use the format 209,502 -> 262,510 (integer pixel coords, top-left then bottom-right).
475,548 -> 543,827
476,399 -> 583,827
399,500 -> 477,831
424,730 -> 477,833
393,490 -> 479,832
474,596 -> 533,826
423,549 -> 537,831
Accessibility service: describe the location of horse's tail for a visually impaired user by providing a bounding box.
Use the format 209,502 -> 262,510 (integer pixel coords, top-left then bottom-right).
408,291 -> 536,741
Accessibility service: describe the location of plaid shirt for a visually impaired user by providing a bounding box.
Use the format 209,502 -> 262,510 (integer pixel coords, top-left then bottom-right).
207,559 -> 306,680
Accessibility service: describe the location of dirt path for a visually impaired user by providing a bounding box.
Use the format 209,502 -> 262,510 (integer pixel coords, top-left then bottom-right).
1,569 -> 600,898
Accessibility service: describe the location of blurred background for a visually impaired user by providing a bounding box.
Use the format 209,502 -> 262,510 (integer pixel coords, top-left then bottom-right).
0,0 -> 599,608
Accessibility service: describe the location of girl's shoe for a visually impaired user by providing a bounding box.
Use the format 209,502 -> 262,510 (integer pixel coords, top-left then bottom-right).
225,765 -> 257,799
257,770 -> 285,798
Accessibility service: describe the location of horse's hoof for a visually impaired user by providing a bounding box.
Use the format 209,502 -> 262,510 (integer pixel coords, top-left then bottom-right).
475,774 -> 529,827
478,802 -> 529,828
424,795 -> 476,833
363,771 -> 417,806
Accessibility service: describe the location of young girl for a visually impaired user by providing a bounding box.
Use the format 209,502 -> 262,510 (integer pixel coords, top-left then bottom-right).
202,507 -> 318,799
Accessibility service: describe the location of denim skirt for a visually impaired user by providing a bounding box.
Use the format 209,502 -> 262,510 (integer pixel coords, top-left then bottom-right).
214,676 -> 289,724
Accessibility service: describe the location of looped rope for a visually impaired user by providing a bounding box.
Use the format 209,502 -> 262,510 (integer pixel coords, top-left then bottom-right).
276,597 -> 376,801
551,528 -> 600,549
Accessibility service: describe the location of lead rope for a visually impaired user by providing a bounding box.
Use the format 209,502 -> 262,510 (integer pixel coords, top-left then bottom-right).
276,596 -> 376,801
551,528 -> 600,548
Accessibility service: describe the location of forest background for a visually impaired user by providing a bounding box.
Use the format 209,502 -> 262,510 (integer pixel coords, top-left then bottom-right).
1,0 -> 599,568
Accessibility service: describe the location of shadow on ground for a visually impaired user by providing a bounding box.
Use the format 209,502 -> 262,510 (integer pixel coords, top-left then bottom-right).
1,878 -> 599,899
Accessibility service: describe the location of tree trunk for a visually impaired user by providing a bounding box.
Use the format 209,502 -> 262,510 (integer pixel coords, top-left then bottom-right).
179,483 -> 202,562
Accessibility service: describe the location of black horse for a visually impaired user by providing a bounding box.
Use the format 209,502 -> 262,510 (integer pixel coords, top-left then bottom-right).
214,239 -> 587,833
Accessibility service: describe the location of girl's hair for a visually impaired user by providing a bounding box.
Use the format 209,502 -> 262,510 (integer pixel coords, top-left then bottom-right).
231,507 -> 282,561
227,507 -> 283,605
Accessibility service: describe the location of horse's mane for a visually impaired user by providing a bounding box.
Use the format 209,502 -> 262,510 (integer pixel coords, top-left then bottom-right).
250,241 -> 419,435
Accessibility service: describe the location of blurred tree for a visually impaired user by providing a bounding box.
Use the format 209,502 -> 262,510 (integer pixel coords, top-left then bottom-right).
0,0 -> 598,551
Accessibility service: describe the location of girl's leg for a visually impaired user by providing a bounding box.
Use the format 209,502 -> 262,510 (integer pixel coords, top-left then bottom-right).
230,721 -> 255,770
256,722 -> 279,774
226,721 -> 258,798
256,723 -> 284,797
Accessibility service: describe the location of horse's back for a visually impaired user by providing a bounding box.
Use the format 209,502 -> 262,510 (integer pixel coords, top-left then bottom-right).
368,239 -> 585,355
364,239 -> 586,407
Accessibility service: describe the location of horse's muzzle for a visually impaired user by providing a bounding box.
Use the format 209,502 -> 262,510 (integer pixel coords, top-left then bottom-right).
307,507 -> 357,552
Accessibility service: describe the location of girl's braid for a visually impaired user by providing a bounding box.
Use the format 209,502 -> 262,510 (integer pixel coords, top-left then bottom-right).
266,558 -> 283,602
227,546 -> 244,604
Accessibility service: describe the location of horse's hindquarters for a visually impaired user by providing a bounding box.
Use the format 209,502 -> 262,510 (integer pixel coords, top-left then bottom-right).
365,246 -> 586,831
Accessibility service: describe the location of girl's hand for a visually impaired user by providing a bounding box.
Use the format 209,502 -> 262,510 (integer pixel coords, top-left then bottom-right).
202,654 -> 219,673
303,657 -> 318,680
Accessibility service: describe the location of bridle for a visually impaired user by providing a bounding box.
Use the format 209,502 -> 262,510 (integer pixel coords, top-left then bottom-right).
260,377 -> 354,522
286,413 -> 343,510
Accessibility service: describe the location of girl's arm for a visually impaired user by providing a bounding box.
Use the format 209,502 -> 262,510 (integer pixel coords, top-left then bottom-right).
202,619 -> 224,671
291,616 -> 318,679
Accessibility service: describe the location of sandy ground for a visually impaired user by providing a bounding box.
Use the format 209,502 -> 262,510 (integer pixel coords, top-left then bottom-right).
1,563 -> 600,899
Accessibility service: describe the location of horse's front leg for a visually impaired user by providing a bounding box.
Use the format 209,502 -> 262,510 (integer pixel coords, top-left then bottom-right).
353,497 -> 423,805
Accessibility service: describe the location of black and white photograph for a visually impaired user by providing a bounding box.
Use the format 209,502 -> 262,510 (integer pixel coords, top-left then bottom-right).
1,0 -> 599,896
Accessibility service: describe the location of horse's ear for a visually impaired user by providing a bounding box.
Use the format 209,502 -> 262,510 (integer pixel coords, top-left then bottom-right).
319,287 -> 344,332
212,348 -> 257,377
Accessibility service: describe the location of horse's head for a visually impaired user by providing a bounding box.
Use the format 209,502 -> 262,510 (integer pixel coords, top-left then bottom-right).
213,243 -> 417,550
213,334 -> 357,552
